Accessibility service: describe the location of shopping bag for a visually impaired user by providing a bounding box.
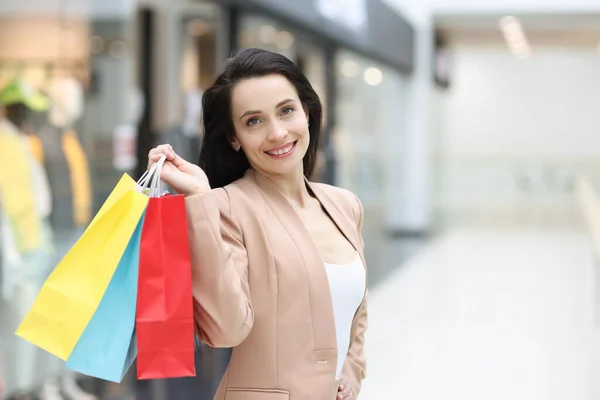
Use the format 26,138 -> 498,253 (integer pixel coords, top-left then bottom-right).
136,192 -> 196,379
15,173 -> 149,360
65,212 -> 145,382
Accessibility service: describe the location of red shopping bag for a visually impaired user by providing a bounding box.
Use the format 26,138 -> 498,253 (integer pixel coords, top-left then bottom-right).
136,194 -> 196,379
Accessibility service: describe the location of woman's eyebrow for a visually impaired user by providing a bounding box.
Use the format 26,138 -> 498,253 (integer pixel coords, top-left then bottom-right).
240,98 -> 295,120
275,98 -> 295,108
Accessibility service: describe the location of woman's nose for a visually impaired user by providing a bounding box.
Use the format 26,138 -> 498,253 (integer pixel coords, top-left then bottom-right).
267,121 -> 288,142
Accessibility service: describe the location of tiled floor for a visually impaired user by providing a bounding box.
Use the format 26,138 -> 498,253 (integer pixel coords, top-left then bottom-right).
360,214 -> 600,400
362,210 -> 429,288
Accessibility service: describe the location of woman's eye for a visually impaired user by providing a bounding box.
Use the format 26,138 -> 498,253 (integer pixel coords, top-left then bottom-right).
247,117 -> 260,126
282,107 -> 294,116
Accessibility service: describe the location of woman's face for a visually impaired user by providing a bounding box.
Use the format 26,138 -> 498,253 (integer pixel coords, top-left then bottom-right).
230,74 -> 309,178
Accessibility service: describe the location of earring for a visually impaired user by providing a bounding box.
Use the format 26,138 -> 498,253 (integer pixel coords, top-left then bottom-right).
233,143 -> 240,152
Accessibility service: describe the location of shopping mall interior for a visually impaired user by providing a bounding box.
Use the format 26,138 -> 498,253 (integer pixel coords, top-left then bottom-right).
0,0 -> 599,399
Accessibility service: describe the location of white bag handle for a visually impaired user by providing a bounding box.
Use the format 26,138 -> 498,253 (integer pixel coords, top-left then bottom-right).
136,169 -> 151,188
149,157 -> 165,197
136,155 -> 166,195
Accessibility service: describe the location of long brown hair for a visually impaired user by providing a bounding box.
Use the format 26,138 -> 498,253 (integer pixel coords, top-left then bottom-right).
199,48 -> 323,188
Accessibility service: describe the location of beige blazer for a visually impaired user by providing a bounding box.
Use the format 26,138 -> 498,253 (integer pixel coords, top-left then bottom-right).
185,169 -> 368,400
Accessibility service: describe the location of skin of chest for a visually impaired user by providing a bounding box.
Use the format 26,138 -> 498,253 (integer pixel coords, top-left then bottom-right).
294,197 -> 357,265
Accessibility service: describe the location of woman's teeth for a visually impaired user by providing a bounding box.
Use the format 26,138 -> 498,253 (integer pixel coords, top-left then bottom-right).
266,142 -> 294,156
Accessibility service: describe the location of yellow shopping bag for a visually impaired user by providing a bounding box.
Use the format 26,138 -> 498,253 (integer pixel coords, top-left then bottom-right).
15,173 -> 149,360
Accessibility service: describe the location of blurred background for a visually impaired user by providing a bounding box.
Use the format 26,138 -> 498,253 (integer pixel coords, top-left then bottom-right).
0,0 -> 599,399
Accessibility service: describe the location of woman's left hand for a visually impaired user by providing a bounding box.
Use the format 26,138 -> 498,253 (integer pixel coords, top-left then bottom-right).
337,376 -> 354,400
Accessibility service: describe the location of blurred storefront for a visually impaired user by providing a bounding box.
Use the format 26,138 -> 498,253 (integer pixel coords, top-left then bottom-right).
0,1 -> 231,398
138,1 -> 226,173
0,0 -> 139,398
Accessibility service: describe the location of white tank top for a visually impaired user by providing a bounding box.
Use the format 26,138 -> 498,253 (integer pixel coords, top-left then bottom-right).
324,253 -> 366,379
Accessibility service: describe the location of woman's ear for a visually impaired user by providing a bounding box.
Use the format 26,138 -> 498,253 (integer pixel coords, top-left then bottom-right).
231,139 -> 241,152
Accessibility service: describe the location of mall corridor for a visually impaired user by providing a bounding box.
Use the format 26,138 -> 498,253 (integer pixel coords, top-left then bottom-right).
4,0 -> 600,398
360,212 -> 600,400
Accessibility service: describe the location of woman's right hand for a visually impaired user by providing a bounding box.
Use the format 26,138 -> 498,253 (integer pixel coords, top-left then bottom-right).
148,144 -> 211,196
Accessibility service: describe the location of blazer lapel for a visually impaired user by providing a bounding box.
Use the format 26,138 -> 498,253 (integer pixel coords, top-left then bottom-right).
245,170 -> 337,352
306,180 -> 362,256
307,180 -> 369,297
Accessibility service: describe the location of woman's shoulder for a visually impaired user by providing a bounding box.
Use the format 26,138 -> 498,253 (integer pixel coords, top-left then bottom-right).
309,182 -> 363,221
206,178 -> 258,212
310,181 -> 353,200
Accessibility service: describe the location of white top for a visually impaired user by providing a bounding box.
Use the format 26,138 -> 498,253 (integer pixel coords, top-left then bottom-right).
324,253 -> 367,379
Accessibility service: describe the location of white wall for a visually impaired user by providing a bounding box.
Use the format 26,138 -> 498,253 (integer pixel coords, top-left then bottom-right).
443,47 -> 600,158
424,0 -> 600,13
385,0 -> 600,15
435,43 -> 600,216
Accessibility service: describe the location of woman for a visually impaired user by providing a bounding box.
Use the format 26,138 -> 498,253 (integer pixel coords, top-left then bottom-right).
148,48 -> 367,400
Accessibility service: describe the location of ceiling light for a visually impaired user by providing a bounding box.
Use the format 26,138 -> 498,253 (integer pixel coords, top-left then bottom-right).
498,15 -> 532,58
341,59 -> 359,78
275,31 -> 294,50
512,43 -> 531,58
504,29 -> 524,43
364,67 -> 383,86
498,16 -> 520,31
510,41 -> 529,51
509,40 -> 530,51
258,25 -> 277,44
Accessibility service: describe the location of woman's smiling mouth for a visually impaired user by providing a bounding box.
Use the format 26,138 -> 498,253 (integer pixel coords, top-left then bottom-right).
264,141 -> 297,158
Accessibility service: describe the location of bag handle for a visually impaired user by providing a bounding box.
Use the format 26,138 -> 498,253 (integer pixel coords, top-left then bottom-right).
136,155 -> 166,195
149,157 -> 165,198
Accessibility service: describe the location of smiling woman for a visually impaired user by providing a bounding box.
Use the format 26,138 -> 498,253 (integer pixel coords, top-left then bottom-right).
199,49 -> 322,189
147,48 -> 368,400
229,75 -> 309,177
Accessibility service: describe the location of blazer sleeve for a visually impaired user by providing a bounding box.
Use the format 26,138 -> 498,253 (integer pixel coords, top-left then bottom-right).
342,192 -> 368,396
185,188 -> 254,348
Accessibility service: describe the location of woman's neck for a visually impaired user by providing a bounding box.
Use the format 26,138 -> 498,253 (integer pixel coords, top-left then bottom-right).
256,166 -> 312,208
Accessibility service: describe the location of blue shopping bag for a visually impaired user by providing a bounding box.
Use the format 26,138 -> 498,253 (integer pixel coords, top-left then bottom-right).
65,213 -> 145,382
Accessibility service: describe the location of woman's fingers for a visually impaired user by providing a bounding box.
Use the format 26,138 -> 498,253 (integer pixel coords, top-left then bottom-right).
160,144 -> 176,159
149,144 -> 175,158
148,144 -> 177,169
337,376 -> 353,400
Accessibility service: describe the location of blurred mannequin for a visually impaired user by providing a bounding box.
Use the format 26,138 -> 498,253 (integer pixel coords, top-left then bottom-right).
47,76 -> 84,128
0,82 -> 53,296
0,83 -> 50,263
0,78 -> 54,398
39,76 -> 92,234
38,76 -> 96,400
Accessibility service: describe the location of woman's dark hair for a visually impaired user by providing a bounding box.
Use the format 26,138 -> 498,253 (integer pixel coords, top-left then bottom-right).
199,48 -> 323,188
